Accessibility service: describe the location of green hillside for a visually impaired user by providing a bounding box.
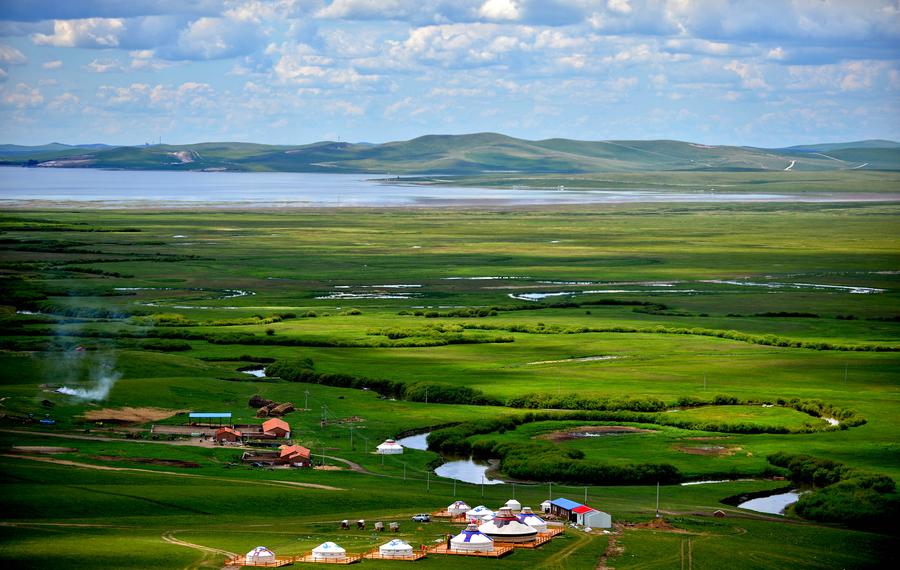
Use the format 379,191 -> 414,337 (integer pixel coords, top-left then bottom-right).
1,133 -> 898,174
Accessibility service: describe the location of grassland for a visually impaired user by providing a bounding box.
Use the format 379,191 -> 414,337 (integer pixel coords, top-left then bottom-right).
1,199 -> 898,568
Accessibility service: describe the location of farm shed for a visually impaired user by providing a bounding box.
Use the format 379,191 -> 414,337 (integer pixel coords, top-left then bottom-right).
189,412 -> 232,427
214,427 -> 242,442
246,546 -> 276,564
572,505 -> 612,528
451,524 -> 494,552
262,417 -> 291,438
549,498 -> 583,521
540,500 -> 551,513
278,444 -> 311,467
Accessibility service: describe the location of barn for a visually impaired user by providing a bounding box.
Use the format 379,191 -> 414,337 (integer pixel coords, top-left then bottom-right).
262,418 -> 291,438
214,427 -> 242,442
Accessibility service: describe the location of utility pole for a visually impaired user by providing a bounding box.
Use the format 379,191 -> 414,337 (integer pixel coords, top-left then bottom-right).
321,447 -> 326,467
427,471 -> 430,492
512,482 -> 516,499
844,363 -> 848,383
304,390 -> 309,411
549,481 -> 552,500
655,481 -> 660,518
703,373 -> 707,390
481,474 -> 485,498
584,486 -> 588,504
453,478 -> 456,497
350,426 -> 354,450
362,436 -> 369,454
403,462 -> 407,481
381,451 -> 384,466
425,386 -> 428,405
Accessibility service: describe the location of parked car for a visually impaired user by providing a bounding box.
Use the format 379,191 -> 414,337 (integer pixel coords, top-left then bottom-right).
411,514 -> 430,522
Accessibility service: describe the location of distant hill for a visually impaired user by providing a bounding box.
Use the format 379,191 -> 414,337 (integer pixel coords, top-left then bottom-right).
1,135 -> 897,173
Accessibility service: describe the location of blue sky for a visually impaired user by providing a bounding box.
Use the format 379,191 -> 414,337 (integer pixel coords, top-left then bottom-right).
1,0 -> 898,147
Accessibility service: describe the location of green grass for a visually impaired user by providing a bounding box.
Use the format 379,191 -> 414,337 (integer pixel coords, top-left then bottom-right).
1,201 -> 898,568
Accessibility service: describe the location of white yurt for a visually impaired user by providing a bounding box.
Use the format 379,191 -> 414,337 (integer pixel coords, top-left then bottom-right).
376,439 -> 404,454
478,507 -> 538,543
450,523 -> 494,552
448,500 -> 472,515
379,539 -> 415,558
503,498 -> 522,513
246,546 -> 276,564
517,507 -> 548,533
465,505 -> 494,521
311,541 -> 347,561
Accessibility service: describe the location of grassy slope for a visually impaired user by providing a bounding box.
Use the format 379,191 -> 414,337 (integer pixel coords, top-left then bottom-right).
3,134 -> 897,173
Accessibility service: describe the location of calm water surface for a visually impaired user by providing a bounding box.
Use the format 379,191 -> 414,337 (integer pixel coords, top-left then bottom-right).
1,168 -> 886,207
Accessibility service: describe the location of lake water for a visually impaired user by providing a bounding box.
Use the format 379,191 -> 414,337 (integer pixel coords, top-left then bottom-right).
738,490 -> 802,515
395,432 -> 504,485
1,167 -> 892,207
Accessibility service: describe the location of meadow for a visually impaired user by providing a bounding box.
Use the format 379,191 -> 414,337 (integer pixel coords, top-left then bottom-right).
1,199 -> 898,568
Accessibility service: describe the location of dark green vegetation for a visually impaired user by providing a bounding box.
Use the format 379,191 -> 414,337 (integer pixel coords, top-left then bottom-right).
2,133 -> 898,173
1,199 -> 898,568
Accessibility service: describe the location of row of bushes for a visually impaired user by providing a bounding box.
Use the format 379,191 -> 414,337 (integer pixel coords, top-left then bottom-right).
766,452 -> 898,528
266,358 -> 501,405
507,393 -> 866,431
129,312 -> 297,327
459,322 -> 899,352
426,415 -> 682,485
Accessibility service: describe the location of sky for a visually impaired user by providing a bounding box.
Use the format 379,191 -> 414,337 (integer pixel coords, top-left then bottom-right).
0,0 -> 898,147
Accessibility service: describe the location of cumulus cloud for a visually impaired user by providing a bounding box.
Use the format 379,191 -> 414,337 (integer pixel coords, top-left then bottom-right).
42,60 -> 63,69
85,58 -> 125,73
32,18 -> 126,48
479,0 -> 520,21
724,59 -> 770,90
0,44 -> 27,65
1,82 -> 43,108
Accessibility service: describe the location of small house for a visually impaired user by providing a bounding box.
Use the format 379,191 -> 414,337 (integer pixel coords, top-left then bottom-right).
278,444 -> 311,467
572,505 -> 612,528
262,417 -> 291,438
214,427 -> 242,442
549,497 -> 583,521
378,539 -> 415,558
312,542 -> 346,561
246,546 -> 276,565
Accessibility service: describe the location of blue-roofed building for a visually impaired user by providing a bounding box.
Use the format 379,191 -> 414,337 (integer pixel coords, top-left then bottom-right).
548,498 -> 584,521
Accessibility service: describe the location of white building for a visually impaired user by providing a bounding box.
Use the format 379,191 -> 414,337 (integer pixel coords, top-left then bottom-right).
311,542 -> 347,561
448,500 -> 471,515
246,546 -> 275,564
376,439 -> 404,454
450,523 -> 494,552
379,539 -> 414,558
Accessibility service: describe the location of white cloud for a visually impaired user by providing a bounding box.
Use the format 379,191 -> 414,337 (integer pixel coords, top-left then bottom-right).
169,16 -> 262,60
0,68 -> 7,82
47,92 -> 80,112
724,60 -> 770,90
479,0 -> 520,21
329,100 -> 364,115
42,60 -> 63,69
32,18 -> 126,48
2,82 -> 44,108
607,0 -> 632,15
0,44 -> 27,65
85,59 -> 124,73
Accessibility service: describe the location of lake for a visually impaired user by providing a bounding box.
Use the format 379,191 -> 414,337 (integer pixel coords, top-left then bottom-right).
1,167 -> 891,207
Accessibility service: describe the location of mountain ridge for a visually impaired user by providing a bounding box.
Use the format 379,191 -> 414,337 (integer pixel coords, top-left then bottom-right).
1,133 -> 897,173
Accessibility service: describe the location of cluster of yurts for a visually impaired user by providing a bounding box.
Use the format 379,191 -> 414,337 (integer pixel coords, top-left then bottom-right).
448,498 -> 550,551
241,498 -> 549,563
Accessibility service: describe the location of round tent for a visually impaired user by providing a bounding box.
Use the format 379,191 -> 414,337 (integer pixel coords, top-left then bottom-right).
517,507 -> 548,533
503,499 -> 522,513
448,500 -> 472,515
311,541 -> 347,561
376,439 -> 404,455
465,505 -> 494,521
478,507 -> 538,543
246,546 -> 276,564
450,523 -> 494,552
379,539 -> 414,558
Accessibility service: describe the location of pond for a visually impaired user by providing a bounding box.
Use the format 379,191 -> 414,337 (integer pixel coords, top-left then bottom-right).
434,457 -> 505,485
396,431 -> 505,485
738,490 -> 803,515
240,367 -> 266,378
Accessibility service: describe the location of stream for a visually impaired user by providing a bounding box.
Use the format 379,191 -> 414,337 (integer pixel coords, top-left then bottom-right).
396,432 -> 505,485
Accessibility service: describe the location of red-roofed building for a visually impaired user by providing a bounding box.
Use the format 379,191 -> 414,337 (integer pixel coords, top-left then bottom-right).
571,505 -> 611,528
214,427 -> 242,442
278,444 -> 311,467
262,418 -> 291,438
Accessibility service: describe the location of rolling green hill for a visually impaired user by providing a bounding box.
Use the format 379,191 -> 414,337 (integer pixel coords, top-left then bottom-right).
1,133 -> 897,174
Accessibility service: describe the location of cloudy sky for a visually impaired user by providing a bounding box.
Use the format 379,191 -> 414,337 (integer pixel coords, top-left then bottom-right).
1,0 -> 898,147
